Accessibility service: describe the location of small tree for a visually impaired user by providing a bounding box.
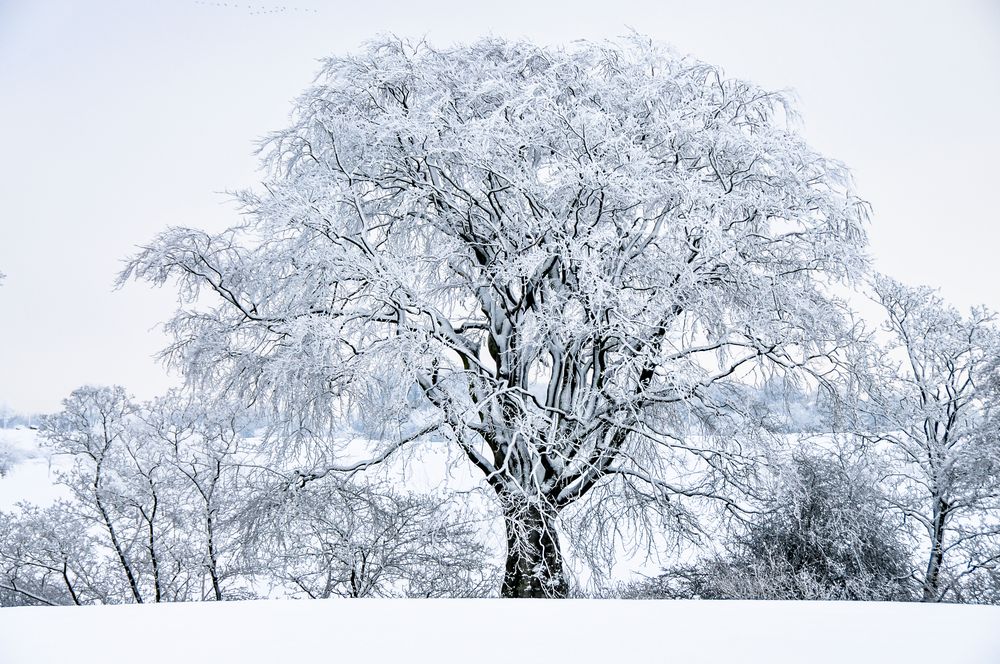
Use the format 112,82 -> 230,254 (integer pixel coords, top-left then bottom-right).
0,503 -> 108,606
0,440 -> 17,477
852,276 -> 1000,601
121,35 -> 868,596
628,446 -> 914,600
40,386 -> 150,603
5,385 -> 495,604
137,393 -> 251,601
36,386 -> 253,603
247,479 -> 497,598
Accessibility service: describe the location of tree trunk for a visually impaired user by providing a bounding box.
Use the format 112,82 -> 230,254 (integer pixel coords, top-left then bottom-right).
205,509 -> 223,601
500,499 -> 569,598
922,498 -> 950,602
94,491 -> 143,604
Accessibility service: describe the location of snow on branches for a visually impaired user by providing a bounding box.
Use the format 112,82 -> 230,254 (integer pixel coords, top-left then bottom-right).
120,36 -> 870,596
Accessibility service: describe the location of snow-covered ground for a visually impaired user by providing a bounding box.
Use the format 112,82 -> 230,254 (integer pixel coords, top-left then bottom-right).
3,428 -> 1000,664
1,598 -> 999,663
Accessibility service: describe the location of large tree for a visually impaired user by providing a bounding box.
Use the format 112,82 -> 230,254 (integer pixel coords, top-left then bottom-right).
121,36 -> 868,597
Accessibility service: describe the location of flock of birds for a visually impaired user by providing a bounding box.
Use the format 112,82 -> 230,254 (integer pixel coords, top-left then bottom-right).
192,1 -> 321,15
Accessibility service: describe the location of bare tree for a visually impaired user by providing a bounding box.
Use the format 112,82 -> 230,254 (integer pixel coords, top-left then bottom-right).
120,36 -> 869,596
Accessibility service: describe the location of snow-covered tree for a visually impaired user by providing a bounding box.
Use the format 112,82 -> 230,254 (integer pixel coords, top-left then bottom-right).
0,442 -> 16,477
121,36 -> 869,597
0,503 -> 108,606
246,479 -> 497,598
624,444 -> 914,601
133,392 -> 254,601
35,387 -> 252,603
853,276 -> 1000,601
3,385 -> 494,605
39,386 -> 150,602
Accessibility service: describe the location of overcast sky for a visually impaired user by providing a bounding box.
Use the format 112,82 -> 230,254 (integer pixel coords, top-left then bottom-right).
1,0 -> 998,413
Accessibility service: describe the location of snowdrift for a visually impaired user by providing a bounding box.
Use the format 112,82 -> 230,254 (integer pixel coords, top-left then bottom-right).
2,599 -> 999,663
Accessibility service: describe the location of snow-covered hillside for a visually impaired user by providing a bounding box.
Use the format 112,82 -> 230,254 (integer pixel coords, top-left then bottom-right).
0,428 -> 67,509
1,598 -> 999,664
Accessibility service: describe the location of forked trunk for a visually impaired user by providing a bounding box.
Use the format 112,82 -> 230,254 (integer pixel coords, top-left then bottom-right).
500,499 -> 569,598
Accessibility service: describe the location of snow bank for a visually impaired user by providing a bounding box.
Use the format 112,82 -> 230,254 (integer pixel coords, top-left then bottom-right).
2,599 -> 998,663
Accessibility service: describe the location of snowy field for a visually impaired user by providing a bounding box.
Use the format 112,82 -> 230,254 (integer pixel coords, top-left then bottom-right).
4,427 -> 999,664
0,429 -> 67,509
1,598 -> 999,663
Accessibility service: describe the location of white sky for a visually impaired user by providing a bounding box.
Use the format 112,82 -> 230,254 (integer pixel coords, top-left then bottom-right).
1,0 -> 998,413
